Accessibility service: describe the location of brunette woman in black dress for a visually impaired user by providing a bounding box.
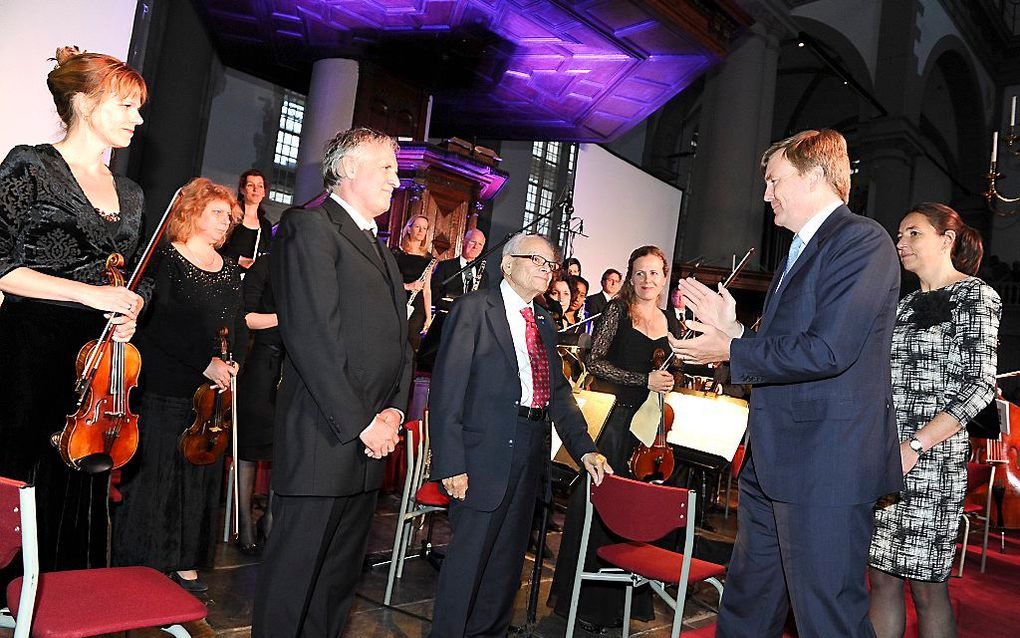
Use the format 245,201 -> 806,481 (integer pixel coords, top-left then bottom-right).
221,169 -> 272,268
549,245 -> 681,631
0,47 -> 146,581
235,249 -> 281,554
392,214 -> 435,351
112,178 -> 242,593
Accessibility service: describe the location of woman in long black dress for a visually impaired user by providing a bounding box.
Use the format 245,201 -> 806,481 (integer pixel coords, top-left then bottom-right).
0,47 -> 146,581
112,178 -> 242,593
549,245 -> 681,631
220,169 -> 272,268
392,214 -> 435,351
235,250 -> 282,554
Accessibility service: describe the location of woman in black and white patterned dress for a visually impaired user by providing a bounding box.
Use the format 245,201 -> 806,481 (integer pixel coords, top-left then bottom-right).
869,203 -> 1000,638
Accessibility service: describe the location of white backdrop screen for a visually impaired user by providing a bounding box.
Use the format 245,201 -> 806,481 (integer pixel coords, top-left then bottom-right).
570,144 -> 682,302
0,0 -> 138,158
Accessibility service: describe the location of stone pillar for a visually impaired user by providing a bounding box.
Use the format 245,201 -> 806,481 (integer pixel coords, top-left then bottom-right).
856,118 -> 922,236
681,23 -> 780,268
293,58 -> 359,203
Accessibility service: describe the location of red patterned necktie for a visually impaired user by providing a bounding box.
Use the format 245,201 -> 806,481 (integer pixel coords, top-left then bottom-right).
521,307 -> 550,407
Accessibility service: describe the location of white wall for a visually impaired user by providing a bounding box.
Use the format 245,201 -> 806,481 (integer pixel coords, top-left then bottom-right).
0,0 -> 138,158
571,144 -> 682,303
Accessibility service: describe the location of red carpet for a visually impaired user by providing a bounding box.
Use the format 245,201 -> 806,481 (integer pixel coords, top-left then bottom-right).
685,534 -> 1019,637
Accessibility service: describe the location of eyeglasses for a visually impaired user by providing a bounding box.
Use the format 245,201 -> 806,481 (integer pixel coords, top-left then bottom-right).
510,254 -> 560,271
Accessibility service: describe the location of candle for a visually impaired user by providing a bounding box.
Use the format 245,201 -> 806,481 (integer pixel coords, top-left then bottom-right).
1012,96 -> 1017,127
992,131 -> 999,168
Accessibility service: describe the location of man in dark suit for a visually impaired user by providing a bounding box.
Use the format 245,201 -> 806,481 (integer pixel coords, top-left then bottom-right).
674,129 -> 901,638
428,233 -> 612,638
584,268 -> 621,317
431,228 -> 489,312
253,128 -> 411,637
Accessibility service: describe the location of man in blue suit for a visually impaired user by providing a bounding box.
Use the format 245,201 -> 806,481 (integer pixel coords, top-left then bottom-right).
673,129 -> 901,637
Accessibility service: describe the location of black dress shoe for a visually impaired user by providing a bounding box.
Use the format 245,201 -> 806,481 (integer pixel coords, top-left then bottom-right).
576,618 -> 606,634
238,541 -> 261,556
170,571 -> 209,593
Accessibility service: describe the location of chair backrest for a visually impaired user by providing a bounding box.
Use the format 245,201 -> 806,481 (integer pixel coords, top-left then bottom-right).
590,474 -> 690,542
0,476 -> 26,569
966,462 -> 994,492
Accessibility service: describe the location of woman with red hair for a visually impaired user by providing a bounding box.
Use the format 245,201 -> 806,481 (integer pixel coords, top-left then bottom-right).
0,46 -> 147,577
112,177 -> 243,593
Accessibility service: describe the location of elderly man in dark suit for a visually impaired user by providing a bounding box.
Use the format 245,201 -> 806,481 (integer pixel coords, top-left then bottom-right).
428,233 -> 612,638
253,127 -> 411,637
674,129 -> 901,638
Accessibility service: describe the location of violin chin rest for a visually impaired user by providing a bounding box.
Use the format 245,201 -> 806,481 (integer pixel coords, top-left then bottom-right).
79,453 -> 114,475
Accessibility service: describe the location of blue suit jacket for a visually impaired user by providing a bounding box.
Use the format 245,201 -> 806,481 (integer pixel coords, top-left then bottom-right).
730,206 -> 902,505
429,285 -> 598,512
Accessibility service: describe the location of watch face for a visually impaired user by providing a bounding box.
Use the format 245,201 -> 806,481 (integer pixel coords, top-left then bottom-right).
909,439 -> 924,452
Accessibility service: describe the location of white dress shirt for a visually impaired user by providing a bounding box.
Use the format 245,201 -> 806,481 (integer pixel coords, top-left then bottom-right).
329,192 -> 378,235
500,279 -> 539,407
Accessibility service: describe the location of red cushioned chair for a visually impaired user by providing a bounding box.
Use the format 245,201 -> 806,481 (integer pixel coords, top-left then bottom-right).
957,461 -> 996,576
0,476 -> 207,638
383,414 -> 450,605
566,474 -> 725,638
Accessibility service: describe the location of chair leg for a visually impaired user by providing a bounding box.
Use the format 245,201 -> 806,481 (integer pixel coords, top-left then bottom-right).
384,511 -> 409,605
706,577 -> 725,605
957,514 -> 970,577
161,625 -> 192,637
0,608 -> 13,630
622,583 -> 633,638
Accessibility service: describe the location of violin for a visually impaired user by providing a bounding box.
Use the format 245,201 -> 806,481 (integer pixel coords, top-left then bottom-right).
179,327 -> 233,465
58,253 -> 141,473
629,348 -> 676,483
57,187 -> 183,473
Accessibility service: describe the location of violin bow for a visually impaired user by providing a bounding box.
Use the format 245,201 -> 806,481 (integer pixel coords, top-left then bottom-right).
662,246 -> 756,370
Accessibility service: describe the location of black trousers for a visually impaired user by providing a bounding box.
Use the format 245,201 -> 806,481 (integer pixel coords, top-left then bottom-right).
252,490 -> 378,637
716,454 -> 877,638
429,417 -> 545,638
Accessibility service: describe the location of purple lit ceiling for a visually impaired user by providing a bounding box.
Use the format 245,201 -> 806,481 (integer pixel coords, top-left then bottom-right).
196,0 -> 750,142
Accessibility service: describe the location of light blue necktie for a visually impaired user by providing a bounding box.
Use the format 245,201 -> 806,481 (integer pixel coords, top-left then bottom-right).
779,234 -> 804,285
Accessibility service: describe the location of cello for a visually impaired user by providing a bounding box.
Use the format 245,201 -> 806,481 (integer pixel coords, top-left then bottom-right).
56,188 -> 184,473
179,327 -> 234,466
58,253 -> 140,473
629,348 -> 677,483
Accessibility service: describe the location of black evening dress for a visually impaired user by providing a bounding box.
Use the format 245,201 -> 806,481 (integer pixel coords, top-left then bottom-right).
0,144 -> 145,584
220,211 -> 272,262
112,244 -> 241,572
393,249 -> 432,351
549,299 -> 681,626
237,254 -> 282,462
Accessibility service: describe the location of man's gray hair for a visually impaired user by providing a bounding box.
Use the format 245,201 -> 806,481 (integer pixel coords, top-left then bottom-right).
502,233 -> 556,259
321,127 -> 400,190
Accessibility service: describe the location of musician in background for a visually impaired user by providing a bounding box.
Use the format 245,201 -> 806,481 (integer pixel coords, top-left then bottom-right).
563,275 -> 589,328
428,233 -> 610,638
585,268 -> 622,316
0,47 -> 146,580
393,214 -> 434,351
220,169 -> 272,269
113,178 -> 242,594
869,204 -> 1000,637
431,228 -> 489,312
546,276 -> 572,331
548,245 -> 682,632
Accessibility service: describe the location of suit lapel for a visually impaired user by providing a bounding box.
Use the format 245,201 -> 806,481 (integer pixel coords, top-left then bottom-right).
759,206 -> 848,333
323,197 -> 389,279
485,287 -> 520,376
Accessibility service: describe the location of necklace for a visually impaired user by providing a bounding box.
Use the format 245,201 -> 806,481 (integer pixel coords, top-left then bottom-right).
94,207 -> 121,223
180,242 -> 218,270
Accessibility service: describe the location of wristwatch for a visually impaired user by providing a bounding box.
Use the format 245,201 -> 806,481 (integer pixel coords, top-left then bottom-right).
907,437 -> 925,456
